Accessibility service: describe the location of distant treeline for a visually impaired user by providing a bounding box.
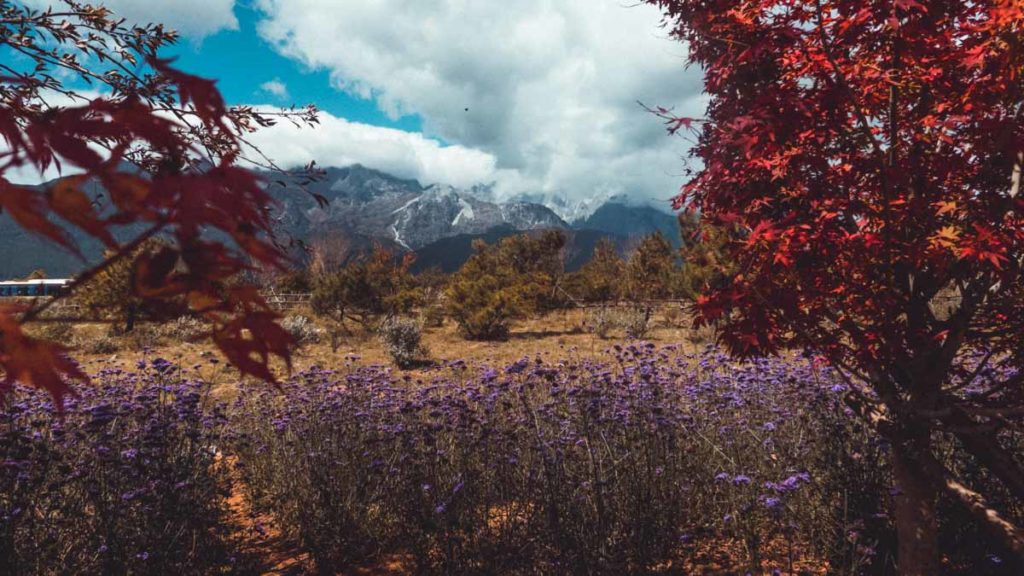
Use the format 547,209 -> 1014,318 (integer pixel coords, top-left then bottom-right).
263,212 -> 735,341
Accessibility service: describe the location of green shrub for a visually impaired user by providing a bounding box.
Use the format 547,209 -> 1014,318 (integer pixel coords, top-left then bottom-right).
446,231 -> 565,340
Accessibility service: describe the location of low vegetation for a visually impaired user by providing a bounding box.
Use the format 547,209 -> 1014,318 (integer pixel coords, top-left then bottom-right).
3,345 -> 1018,574
1,369 -> 231,574
377,316 -> 426,368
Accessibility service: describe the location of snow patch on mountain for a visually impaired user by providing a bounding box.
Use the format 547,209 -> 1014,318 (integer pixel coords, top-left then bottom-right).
391,223 -> 411,250
501,190 -> 621,223
452,197 -> 475,226
391,195 -> 421,214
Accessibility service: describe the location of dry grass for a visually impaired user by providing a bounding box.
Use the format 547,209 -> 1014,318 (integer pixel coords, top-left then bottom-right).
300,306 -> 714,367
66,306 -> 718,386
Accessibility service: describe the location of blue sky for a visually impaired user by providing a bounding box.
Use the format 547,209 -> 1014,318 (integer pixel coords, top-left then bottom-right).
164,3 -> 424,135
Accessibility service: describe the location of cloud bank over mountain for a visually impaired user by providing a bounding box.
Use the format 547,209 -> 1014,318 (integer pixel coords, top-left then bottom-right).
19,1 -> 705,206
244,108 -> 504,190
253,0 -> 705,204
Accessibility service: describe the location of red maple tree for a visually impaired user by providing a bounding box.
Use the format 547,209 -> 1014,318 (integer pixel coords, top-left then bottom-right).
647,0 -> 1024,571
1,2 -> 318,402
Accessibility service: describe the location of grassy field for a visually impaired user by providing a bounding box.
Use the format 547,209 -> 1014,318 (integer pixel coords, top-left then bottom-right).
63,306 -> 717,383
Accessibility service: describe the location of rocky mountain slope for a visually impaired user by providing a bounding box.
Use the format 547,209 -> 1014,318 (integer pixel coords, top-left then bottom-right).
571,201 -> 681,247
272,165 -> 567,251
1,165 -> 680,278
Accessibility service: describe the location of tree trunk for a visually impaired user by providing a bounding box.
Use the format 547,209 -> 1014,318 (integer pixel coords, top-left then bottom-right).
891,432 -> 941,576
125,304 -> 136,333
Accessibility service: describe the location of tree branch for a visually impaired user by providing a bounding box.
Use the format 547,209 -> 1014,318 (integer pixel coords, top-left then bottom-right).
918,449 -> 1024,560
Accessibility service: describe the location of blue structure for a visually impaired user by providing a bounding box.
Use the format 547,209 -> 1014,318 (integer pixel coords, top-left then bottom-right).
0,279 -> 72,298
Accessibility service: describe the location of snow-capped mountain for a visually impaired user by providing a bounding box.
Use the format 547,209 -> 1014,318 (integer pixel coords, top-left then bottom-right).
384,183 -> 565,249
0,164 -> 681,278
270,165 -> 567,251
500,190 -> 617,223
571,201 -> 682,247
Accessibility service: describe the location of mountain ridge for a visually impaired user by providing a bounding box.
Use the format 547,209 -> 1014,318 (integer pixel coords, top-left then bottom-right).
0,165 -> 680,278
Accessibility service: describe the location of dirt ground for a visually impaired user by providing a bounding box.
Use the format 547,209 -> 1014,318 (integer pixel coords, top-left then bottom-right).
67,306 -> 717,382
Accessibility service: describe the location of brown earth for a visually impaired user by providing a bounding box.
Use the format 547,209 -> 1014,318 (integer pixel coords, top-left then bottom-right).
67,306 -> 717,389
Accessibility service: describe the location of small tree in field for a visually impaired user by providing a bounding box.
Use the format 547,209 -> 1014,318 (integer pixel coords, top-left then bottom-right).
310,245 -> 420,329
499,229 -> 568,311
445,239 -> 526,340
78,238 -> 167,332
677,212 -> 733,301
626,231 -> 677,301
570,237 -> 626,303
0,1 -> 318,401
446,231 -> 566,340
623,232 -> 677,337
648,0 -> 1024,570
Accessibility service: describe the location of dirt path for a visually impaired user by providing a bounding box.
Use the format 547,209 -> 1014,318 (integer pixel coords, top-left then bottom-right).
221,456 -> 414,576
221,456 -> 314,575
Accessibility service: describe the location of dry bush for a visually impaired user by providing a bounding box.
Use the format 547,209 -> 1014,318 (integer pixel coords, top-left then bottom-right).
119,324 -> 163,351
621,306 -> 653,340
28,322 -> 75,347
378,317 -> 426,368
81,333 -> 119,355
662,304 -> 685,328
160,316 -> 209,343
685,322 -> 720,348
282,315 -> 322,346
323,320 -> 347,353
421,305 -> 446,328
584,307 -> 617,339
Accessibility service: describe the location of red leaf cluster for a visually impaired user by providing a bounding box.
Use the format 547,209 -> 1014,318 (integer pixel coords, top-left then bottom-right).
0,3 -> 318,402
648,0 -> 1024,375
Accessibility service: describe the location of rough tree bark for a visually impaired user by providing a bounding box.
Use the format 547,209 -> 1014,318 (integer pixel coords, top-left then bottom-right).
890,428 -> 941,576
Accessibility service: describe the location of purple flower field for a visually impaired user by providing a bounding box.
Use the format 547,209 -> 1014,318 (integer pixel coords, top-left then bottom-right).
0,364 -> 233,573
1,344 -> 1017,574
228,344 -> 890,574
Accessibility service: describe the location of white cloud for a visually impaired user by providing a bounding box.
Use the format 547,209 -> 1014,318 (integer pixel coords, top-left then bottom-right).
260,78 -> 289,100
254,0 -> 704,204
5,95 -> 502,190
244,108 -> 502,189
24,0 -> 238,39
